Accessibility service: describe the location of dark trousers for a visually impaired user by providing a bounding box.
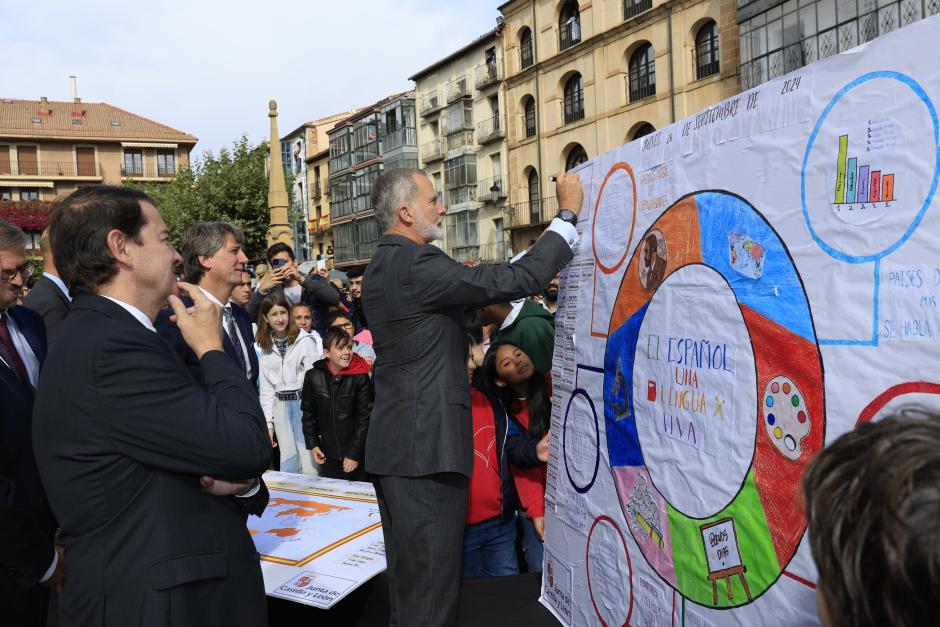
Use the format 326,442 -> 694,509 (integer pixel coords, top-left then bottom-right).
373,473 -> 468,627
320,457 -> 369,482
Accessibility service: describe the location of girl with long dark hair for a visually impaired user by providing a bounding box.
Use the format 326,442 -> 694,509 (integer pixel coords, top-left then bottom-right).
479,341 -> 552,573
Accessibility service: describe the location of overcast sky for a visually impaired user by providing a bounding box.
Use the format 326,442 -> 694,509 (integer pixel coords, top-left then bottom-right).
1,0 -> 499,156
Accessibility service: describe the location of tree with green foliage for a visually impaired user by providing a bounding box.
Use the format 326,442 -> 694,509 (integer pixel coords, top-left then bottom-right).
125,135 -> 293,259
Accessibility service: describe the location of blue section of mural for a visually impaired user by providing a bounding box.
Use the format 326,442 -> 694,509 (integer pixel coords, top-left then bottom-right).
695,192 -> 816,343
605,302 -> 648,468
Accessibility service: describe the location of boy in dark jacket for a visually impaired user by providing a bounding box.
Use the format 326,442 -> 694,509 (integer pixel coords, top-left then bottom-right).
301,327 -> 374,481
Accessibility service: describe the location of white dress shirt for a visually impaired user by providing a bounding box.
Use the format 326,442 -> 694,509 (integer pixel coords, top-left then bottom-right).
196,286 -> 252,379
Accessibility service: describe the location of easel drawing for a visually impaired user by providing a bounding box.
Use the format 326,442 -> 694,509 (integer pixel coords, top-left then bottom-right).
700,518 -> 753,605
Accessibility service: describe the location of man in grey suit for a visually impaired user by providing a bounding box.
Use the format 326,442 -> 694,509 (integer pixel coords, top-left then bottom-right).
362,168 -> 583,626
23,230 -> 70,347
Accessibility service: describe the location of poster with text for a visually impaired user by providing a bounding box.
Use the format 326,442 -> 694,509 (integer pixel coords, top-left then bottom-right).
542,15 -> 940,626
250,471 -> 385,609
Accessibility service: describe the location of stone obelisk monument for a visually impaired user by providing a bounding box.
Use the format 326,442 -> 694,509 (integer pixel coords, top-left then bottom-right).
266,100 -> 293,247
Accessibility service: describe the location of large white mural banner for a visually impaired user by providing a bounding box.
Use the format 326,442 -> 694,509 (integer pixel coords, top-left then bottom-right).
541,15 -> 940,626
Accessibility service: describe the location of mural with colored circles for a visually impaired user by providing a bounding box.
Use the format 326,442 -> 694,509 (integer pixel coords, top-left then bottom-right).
538,18 -> 940,627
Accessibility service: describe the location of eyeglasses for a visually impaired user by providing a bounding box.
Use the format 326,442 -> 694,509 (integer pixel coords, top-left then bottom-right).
0,261 -> 35,282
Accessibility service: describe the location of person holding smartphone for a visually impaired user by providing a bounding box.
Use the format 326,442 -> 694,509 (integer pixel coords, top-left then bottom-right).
245,243 -> 341,328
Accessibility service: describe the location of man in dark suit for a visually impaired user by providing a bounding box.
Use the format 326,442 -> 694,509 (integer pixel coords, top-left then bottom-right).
361,169 -> 583,626
33,186 -> 271,626
155,221 -> 259,387
0,219 -> 63,626
23,229 -> 71,348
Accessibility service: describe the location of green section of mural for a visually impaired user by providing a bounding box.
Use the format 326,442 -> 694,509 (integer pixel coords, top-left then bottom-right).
667,471 -> 781,607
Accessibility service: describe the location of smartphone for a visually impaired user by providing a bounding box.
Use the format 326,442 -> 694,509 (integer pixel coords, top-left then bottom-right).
272,258 -> 288,270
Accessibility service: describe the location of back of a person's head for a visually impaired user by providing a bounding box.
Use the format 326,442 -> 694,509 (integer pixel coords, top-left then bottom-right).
803,406 -> 940,626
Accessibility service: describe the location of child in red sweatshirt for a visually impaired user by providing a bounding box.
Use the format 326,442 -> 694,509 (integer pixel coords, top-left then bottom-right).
464,335 -> 545,578
480,342 -> 551,573
300,327 -> 374,482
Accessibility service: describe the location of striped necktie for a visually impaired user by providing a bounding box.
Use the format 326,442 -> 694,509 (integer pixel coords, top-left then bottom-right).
222,306 -> 247,376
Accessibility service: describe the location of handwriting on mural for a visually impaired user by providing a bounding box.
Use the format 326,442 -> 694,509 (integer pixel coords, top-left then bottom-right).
881,264 -> 940,341
638,164 -> 669,213
646,335 -> 733,372
640,334 -> 734,458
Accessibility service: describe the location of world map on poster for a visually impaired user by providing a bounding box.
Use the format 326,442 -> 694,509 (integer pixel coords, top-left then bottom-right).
541,15 -> 940,627
249,487 -> 381,566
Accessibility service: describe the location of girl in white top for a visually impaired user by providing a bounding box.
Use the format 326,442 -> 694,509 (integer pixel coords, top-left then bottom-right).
255,293 -> 323,475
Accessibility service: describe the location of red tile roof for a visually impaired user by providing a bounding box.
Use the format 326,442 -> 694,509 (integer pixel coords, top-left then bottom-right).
0,98 -> 197,144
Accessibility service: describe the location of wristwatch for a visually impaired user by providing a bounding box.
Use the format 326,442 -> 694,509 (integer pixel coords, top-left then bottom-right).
556,208 -> 578,227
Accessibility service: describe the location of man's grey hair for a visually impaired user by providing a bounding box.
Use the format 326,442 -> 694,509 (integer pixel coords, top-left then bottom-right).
181,221 -> 245,284
372,168 -> 424,233
0,218 -> 25,253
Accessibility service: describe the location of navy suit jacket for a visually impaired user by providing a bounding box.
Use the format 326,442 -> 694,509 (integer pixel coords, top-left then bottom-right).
155,296 -> 259,388
33,294 -> 270,626
0,305 -> 56,620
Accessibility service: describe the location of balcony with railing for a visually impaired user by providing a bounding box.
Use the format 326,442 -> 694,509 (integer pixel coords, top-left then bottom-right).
475,60 -> 503,89
476,116 -> 505,144
520,40 -> 534,70
447,75 -> 470,103
421,138 -> 444,163
0,160 -> 102,178
450,245 -> 481,263
479,241 -> 509,264
624,0 -> 653,20
627,72 -> 656,102
692,42 -> 720,80
505,196 -> 559,229
558,19 -> 582,52
313,179 -> 322,200
420,90 -> 444,117
739,0 -> 939,91
383,127 -> 417,151
121,163 -> 178,178
329,153 -> 352,174
445,186 -> 478,207
476,176 -> 507,203
563,91 -> 585,125
445,129 -> 475,153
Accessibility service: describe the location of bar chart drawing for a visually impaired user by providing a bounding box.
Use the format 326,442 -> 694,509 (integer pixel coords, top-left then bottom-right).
833,133 -> 896,206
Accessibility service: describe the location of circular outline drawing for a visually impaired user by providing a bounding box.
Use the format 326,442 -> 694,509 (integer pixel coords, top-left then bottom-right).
562,388 -> 600,494
603,190 -> 826,608
801,71 -> 940,264
586,515 -> 633,627
592,162 -> 638,274
856,381 -> 940,425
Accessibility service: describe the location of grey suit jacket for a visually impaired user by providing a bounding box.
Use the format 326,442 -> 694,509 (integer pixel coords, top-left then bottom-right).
22,275 -> 70,347
362,231 -> 573,477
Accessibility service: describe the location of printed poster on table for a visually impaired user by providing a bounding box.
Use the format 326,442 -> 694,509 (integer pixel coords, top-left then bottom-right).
249,471 -> 385,609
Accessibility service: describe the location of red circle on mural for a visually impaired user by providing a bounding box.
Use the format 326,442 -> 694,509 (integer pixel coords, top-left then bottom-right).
592,163 -> 637,275
586,515 -> 633,627
856,381 -> 940,425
